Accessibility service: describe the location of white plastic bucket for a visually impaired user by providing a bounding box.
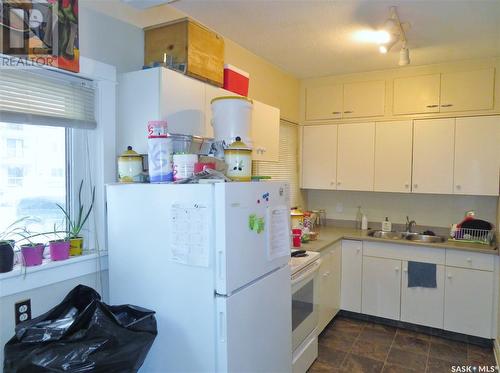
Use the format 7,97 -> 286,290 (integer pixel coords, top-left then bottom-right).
211,97 -> 253,146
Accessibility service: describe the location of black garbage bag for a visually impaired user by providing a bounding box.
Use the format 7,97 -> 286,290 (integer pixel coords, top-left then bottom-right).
4,285 -> 157,373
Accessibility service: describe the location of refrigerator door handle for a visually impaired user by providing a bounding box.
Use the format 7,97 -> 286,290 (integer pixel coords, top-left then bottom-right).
219,311 -> 226,343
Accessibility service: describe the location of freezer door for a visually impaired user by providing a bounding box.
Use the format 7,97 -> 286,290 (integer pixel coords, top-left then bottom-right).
216,265 -> 292,373
215,182 -> 291,294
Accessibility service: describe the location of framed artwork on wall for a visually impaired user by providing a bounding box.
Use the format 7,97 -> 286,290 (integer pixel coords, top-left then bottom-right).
1,0 -> 79,72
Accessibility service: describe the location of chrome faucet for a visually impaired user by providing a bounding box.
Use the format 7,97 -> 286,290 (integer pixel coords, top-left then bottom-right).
406,216 -> 417,233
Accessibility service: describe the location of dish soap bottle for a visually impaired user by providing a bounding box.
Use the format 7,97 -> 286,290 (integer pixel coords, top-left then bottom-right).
361,214 -> 368,230
382,217 -> 392,232
355,206 -> 363,230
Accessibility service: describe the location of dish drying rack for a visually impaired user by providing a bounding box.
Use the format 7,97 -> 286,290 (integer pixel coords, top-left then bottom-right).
450,227 -> 496,245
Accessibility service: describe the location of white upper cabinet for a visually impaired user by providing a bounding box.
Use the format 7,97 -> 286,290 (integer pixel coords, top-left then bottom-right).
343,81 -> 386,118
305,85 -> 343,121
412,118 -> 455,194
251,101 -> 280,162
374,121 -> 413,193
393,74 -> 441,115
161,68 -> 206,137
301,125 -> 337,189
440,68 -> 495,113
337,122 -> 375,191
454,116 -> 500,196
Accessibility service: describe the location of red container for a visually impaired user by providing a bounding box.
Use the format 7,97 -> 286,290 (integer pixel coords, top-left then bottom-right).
292,228 -> 302,248
194,162 -> 216,173
223,64 -> 250,96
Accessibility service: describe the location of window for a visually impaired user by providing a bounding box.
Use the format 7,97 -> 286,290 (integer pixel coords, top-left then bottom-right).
6,138 -> 23,158
253,121 -> 301,207
0,123 -> 67,239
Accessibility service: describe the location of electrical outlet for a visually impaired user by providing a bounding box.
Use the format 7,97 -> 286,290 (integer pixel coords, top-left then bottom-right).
15,299 -> 31,325
336,202 -> 343,213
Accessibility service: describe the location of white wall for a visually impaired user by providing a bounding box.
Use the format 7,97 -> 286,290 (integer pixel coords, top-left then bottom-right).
0,271 -> 108,364
306,190 -> 498,228
79,6 -> 144,73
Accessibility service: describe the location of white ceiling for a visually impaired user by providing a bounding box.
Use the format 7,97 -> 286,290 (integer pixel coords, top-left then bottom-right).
168,0 -> 500,78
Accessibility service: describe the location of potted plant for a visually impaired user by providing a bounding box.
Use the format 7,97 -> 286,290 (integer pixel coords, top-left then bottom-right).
0,217 -> 31,273
20,242 -> 45,267
57,180 -> 95,256
48,225 -> 71,261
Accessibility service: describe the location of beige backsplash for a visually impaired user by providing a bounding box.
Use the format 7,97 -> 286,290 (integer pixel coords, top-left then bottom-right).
305,190 -> 498,228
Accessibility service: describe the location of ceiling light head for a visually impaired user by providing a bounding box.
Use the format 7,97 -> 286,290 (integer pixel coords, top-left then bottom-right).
354,29 -> 391,44
399,46 -> 410,66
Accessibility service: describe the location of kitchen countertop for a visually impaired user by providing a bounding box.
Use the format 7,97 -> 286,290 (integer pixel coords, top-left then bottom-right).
298,226 -> 498,255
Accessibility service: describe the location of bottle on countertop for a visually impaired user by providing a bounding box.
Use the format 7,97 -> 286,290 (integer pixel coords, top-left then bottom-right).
355,206 -> 363,230
382,217 -> 392,232
361,214 -> 368,230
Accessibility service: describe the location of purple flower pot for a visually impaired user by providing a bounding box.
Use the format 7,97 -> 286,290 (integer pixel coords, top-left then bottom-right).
21,244 -> 44,266
49,240 -> 70,261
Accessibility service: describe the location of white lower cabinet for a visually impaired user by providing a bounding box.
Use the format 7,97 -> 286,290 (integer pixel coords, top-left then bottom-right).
444,266 -> 494,338
361,256 -> 401,320
400,262 -> 445,329
318,242 -> 341,333
341,240 -> 363,312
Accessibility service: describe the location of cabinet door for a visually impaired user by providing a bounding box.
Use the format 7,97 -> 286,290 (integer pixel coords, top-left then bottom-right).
301,125 -> 337,189
412,119 -> 455,194
318,242 -> 341,333
362,256 -> 401,320
401,262 -> 445,329
374,121 -> 413,192
454,116 -> 500,196
162,69 -> 206,137
251,101 -> 280,161
444,267 -> 494,338
204,85 -> 236,138
340,240 -> 362,313
393,74 -> 441,115
343,81 -> 385,118
337,123 -> 375,191
305,85 -> 343,121
440,68 -> 495,113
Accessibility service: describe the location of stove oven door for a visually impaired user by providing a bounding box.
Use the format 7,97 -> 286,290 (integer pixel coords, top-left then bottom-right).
291,260 -> 320,351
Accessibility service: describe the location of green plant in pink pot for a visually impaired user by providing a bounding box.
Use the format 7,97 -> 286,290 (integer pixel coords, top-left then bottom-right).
57,180 -> 95,256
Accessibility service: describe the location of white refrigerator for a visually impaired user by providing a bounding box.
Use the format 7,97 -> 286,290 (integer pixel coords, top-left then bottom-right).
106,182 -> 292,373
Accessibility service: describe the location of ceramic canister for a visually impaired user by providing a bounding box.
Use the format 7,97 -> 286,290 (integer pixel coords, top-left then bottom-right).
118,146 -> 145,183
224,137 -> 252,182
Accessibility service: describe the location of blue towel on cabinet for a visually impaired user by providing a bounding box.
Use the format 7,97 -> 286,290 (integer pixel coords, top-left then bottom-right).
407,261 -> 437,288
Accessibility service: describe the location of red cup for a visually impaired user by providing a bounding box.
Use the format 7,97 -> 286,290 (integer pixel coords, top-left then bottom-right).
292,228 -> 302,248
194,162 -> 216,173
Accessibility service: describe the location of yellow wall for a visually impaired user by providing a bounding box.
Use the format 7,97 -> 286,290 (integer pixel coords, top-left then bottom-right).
224,38 -> 299,123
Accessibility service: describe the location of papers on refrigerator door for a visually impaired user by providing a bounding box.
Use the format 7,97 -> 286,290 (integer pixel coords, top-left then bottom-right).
170,203 -> 210,267
268,206 -> 291,261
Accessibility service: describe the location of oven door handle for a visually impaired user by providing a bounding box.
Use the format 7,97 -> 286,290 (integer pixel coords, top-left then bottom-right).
291,260 -> 321,286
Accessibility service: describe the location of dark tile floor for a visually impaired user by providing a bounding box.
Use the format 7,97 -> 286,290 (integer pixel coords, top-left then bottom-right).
308,316 -> 496,373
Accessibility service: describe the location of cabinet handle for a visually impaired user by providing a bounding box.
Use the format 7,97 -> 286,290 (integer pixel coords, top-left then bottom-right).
467,258 -> 472,262
447,274 -> 453,279
330,181 -> 335,186
456,185 -> 461,190
413,184 -> 418,189
332,111 -> 341,115
395,267 -> 399,272
441,104 -> 453,107
356,248 -> 361,254
404,183 -> 409,189
343,110 -> 353,114
337,181 -> 342,185
426,104 -> 439,108
403,268 -> 408,273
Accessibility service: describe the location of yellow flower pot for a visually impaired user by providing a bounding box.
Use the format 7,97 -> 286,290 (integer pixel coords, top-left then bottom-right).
69,237 -> 84,256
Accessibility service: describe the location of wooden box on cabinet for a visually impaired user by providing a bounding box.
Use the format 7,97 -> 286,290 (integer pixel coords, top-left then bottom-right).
145,18 -> 224,87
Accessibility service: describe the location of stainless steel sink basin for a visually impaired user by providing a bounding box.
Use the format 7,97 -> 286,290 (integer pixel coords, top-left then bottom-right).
368,230 -> 447,243
368,230 -> 407,240
405,234 -> 447,243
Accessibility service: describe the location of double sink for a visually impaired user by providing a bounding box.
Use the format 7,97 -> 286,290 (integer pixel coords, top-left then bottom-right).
368,230 -> 447,243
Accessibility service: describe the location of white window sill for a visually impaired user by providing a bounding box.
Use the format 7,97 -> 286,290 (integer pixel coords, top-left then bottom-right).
0,252 -> 108,297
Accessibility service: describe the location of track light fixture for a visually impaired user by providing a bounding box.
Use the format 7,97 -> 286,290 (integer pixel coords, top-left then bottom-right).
378,6 -> 411,65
